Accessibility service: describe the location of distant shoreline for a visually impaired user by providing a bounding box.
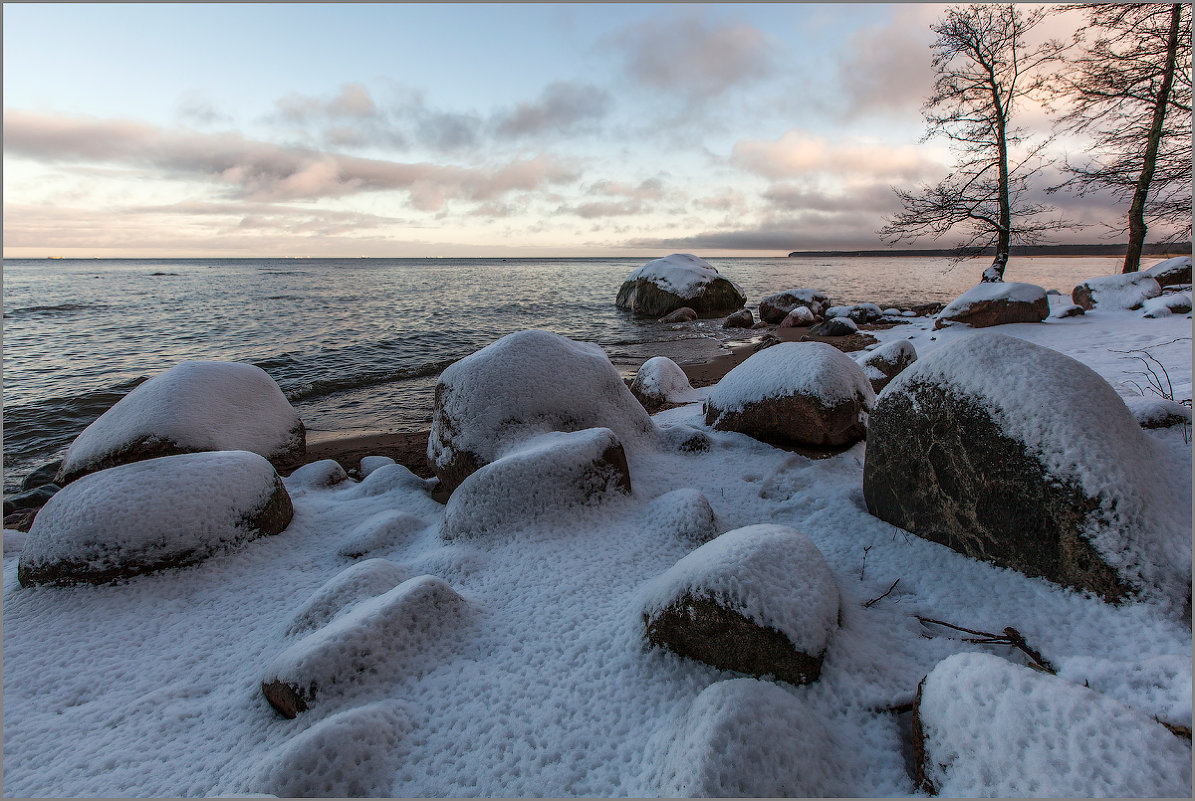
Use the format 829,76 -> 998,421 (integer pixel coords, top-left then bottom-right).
788,244 -> 1191,258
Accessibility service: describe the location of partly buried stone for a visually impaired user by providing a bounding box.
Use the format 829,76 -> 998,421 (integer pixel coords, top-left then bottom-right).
1141,291 -> 1192,318
640,524 -> 840,686
657,678 -> 848,797
19,451 -> 293,587
616,254 -> 746,317
779,306 -> 817,328
428,329 -> 655,495
1125,396 -> 1192,430
286,558 -> 412,636
55,361 -> 306,485
284,459 -> 349,491
641,488 -> 719,545
254,700 -> 411,797
441,428 -> 631,540
338,510 -> 426,559
262,575 -> 469,718
631,356 -> 700,412
934,282 -> 1049,329
1051,302 -> 1085,319
721,308 -> 754,329
1071,272 -> 1161,311
863,333 -> 1191,608
808,316 -> 858,337
1143,255 -> 1192,288
912,652 -> 1191,797
658,306 -> 697,323
758,288 -> 830,324
854,339 -> 917,393
20,460 -> 62,492
704,342 -> 875,448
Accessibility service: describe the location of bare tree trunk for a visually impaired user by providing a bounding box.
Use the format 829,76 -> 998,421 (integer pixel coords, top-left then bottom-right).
1123,3 -> 1182,274
983,73 -> 1013,283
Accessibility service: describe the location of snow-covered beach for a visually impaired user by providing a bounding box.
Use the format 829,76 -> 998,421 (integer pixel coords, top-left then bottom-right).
3,258 -> 1192,798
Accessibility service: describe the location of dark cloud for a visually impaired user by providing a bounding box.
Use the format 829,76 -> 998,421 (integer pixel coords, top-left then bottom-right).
492,81 -> 611,139
5,111 -> 579,207
608,9 -> 775,103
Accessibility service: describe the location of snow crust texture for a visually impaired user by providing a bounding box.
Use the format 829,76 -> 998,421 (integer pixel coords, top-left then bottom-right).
657,678 -> 847,797
286,558 -> 412,636
337,509 -> 427,559
640,488 -> 719,545
916,652 -> 1191,797
428,330 -> 655,494
19,451 -> 292,587
56,361 -> 305,484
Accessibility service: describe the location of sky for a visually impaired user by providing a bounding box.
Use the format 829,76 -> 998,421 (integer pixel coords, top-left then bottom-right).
1,3 -> 1151,258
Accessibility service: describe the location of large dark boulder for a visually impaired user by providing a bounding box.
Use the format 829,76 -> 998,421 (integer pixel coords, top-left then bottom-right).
863,333 -> 1190,608
758,289 -> 830,324
934,282 -> 1049,329
616,254 -> 746,317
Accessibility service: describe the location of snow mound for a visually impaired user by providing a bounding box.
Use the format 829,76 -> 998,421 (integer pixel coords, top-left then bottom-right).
704,342 -> 874,447
285,459 -> 348,491
656,422 -> 712,453
337,463 -> 432,499
338,510 -> 427,559
657,678 -> 846,797
915,652 -> 1192,797
934,282 -> 1049,329
1125,396 -> 1192,429
262,575 -> 470,717
359,456 -> 396,477
641,488 -> 719,545
631,356 -> 701,410
1058,653 -> 1192,729
254,700 -> 410,797
1143,256 -> 1192,287
286,559 -> 412,636
56,361 -> 305,484
640,524 -> 840,684
441,428 -> 631,540
1142,291 -> 1191,318
428,330 -> 655,494
1072,272 -> 1162,310
19,451 -> 293,587
868,333 -> 1191,607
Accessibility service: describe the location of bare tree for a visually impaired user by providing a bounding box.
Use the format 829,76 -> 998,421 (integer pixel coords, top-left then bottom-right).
1048,3 -> 1192,273
879,4 -> 1070,281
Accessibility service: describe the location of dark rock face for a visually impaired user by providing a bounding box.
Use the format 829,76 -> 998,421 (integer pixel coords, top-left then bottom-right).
4,510 -> 37,532
758,290 -> 830,324
657,307 -> 698,323
3,484 -> 61,516
863,381 -> 1132,602
809,317 -> 858,337
21,461 -> 62,492
616,279 -> 746,317
645,594 -> 824,685
722,308 -> 754,328
934,296 -> 1049,329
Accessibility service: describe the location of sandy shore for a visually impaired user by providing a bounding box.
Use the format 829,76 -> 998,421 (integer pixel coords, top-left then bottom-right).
285,319 -> 915,480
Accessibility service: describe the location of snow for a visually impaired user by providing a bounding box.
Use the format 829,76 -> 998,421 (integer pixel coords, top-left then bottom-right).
640,488 -> 719,545
917,652 -> 1191,797
337,509 -> 427,559
1142,291 -> 1191,317
1125,396 -> 1192,429
19,450 -> 289,586
638,524 -> 840,659
285,458 -> 348,491
623,253 -> 737,299
58,361 -> 304,479
3,304 -> 1192,798
285,558 -> 412,636
705,341 -> 875,416
1076,271 -> 1162,309
631,356 -> 702,405
359,455 -> 396,477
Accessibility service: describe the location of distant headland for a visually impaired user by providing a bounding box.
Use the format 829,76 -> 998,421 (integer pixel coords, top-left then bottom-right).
788,244 -> 1190,258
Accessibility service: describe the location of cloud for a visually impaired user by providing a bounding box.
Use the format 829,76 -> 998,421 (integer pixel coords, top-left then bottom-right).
176,92 -> 233,127
832,5 -> 940,119
761,182 -> 899,214
608,9 -> 775,102
732,129 -> 945,183
5,111 -> 580,207
276,82 -> 379,123
556,177 -> 668,218
492,81 -> 611,139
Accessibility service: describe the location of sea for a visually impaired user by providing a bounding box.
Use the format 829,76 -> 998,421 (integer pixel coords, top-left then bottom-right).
2,255 -> 1131,494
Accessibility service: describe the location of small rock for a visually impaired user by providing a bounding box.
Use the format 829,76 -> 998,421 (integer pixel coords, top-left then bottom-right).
20,461 -> 62,492
809,317 -> 859,337
359,455 -> 396,477
4,511 -> 37,533
658,307 -> 698,323
3,484 -> 61,516
285,459 -> 349,491
1143,256 -> 1192,288
1126,397 -> 1192,430
641,488 -> 719,545
721,308 -> 754,329
855,340 -> 917,393
780,306 -> 817,328
751,334 -> 781,352
1051,303 -> 1085,318
631,356 -> 698,412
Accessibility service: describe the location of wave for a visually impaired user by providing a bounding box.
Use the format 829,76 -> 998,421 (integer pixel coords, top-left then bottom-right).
284,359 -> 456,404
2,376 -> 149,463
3,302 -> 107,319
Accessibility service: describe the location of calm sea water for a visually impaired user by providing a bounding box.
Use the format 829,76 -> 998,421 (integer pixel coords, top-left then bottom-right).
2,255 -> 1128,493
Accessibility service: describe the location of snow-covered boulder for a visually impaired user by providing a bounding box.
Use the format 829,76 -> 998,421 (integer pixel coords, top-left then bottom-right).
825,302 -> 884,324
19,451 -> 293,587
1143,255 -> 1192,288
338,510 -> 426,559
933,282 -> 1049,330
704,342 -> 875,448
428,330 -> 655,495
657,679 -> 846,797
1126,397 -> 1192,430
721,308 -> 753,329
358,455 -> 395,477
1142,291 -> 1192,318
863,333 -> 1191,608
631,356 -> 699,412
55,361 -> 306,485
1071,272 -> 1162,311
657,306 -> 697,323
640,524 -> 840,685
286,559 -> 412,636
641,488 -> 718,545
913,652 -> 1192,797
284,459 -> 348,491
779,306 -> 816,327
854,339 -> 917,393
615,254 -> 746,317
262,575 -> 469,717
441,428 -> 631,541
758,288 -> 830,324
254,700 -> 410,797
1050,302 -> 1085,318
808,316 -> 858,337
